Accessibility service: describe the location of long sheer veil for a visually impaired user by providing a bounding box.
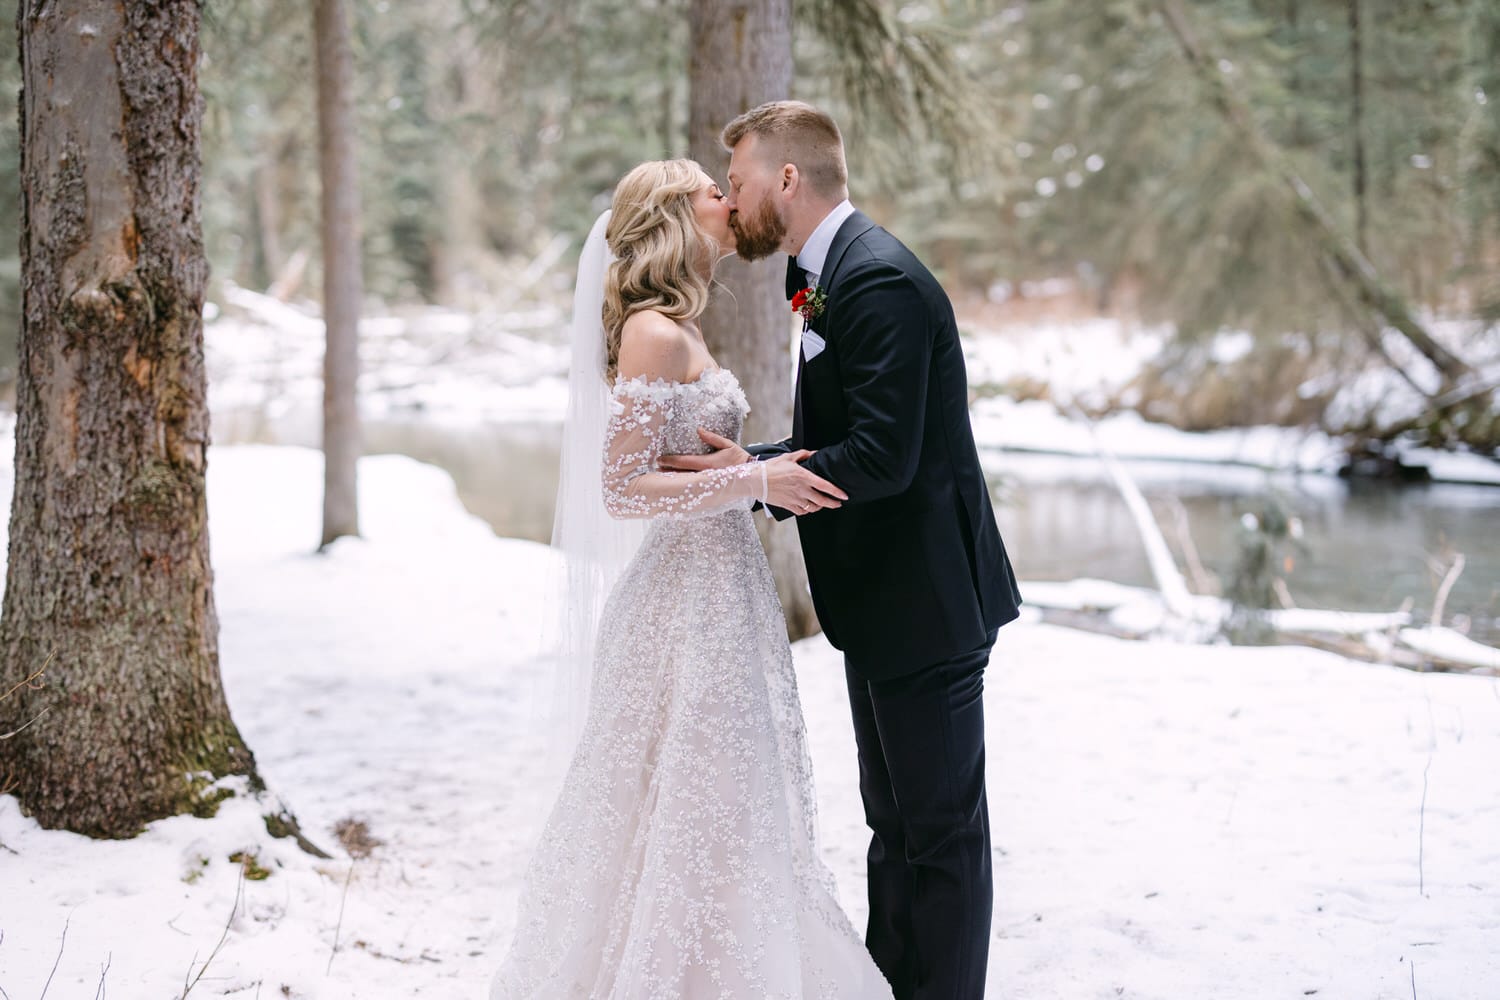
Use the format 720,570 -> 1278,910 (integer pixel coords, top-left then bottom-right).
542,209 -> 648,780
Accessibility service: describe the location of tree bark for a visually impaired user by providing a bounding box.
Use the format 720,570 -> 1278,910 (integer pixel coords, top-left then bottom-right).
1153,0 -> 1474,389
0,0 -> 260,837
687,0 -> 818,641
315,0 -> 361,547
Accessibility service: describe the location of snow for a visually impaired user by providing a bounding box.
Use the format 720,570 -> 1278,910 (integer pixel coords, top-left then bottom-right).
203,291 -> 1500,487
972,397 -> 1350,475
2,445 -> 1497,999
1398,627 -> 1500,671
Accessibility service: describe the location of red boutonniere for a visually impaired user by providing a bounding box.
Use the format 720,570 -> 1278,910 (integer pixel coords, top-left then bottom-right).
791,285 -> 827,324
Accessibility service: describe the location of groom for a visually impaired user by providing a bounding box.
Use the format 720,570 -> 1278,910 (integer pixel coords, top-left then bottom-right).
675,100 -> 1022,1000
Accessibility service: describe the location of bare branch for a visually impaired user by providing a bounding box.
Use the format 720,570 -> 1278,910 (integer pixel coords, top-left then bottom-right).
2,654 -> 55,742
94,953 -> 112,1000
0,707 -> 53,742
39,911 -> 70,1000
1418,753 -> 1432,896
1,654 -> 50,702
326,863 -> 356,974
1430,554 -> 1466,630
179,869 -> 245,999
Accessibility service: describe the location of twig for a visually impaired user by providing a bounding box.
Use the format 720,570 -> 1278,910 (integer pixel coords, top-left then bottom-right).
0,706 -> 53,741
180,868 -> 245,999
1410,958 -> 1418,999
1272,578 -> 1297,610
1077,415 -> 1196,620
39,911 -> 70,1000
327,862 -> 356,974
94,952 -> 111,1000
1418,754 -> 1432,896
1,655 -> 53,742
1430,553 -> 1465,630
1163,495 -> 1218,595
0,657 -> 49,702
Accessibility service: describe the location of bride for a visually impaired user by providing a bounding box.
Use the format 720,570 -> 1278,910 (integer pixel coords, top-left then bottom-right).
490,159 -> 893,998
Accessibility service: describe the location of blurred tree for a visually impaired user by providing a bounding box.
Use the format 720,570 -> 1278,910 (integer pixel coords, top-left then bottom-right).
687,0 -> 816,638
0,0 -> 1487,444
315,0 -> 363,546
0,0 -> 262,837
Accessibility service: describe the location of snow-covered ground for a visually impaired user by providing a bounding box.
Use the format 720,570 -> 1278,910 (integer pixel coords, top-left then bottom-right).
2,445 -> 1496,999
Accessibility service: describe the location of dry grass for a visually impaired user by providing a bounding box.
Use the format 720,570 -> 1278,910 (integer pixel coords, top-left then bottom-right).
332,817 -> 381,860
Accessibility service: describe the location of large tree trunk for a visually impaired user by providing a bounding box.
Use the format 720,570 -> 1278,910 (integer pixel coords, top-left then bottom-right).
688,0 -> 819,641
0,0 -> 259,837
315,0 -> 361,547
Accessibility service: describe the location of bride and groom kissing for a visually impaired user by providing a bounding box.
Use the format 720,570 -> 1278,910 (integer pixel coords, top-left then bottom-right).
492,101 -> 1022,999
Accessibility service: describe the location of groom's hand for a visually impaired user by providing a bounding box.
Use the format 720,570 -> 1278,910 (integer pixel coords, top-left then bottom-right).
658,428 -> 750,471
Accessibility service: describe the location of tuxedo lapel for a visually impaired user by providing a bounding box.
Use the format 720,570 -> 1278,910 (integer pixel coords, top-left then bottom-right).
818,210 -> 878,296
791,211 -> 876,446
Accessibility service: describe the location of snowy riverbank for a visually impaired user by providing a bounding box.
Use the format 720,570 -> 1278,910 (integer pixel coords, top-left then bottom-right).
1,445 -> 1496,998
203,288 -> 1500,487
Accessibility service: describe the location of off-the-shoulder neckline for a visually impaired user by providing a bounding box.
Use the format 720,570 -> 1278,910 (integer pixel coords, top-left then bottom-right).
613,366 -> 734,393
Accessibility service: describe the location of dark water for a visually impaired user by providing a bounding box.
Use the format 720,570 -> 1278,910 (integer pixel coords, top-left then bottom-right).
985,455 -> 1499,643
261,416 -> 1500,647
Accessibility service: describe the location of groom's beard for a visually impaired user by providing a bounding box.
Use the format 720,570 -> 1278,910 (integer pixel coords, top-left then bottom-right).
730,200 -> 787,261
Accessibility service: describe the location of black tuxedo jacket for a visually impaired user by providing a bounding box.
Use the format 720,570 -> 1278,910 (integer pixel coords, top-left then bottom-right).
754,210 -> 1021,680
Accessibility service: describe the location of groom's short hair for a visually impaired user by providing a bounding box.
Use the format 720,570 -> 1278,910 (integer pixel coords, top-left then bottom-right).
722,101 -> 848,200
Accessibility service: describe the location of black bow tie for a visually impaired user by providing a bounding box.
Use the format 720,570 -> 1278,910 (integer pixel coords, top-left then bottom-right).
785,256 -> 806,300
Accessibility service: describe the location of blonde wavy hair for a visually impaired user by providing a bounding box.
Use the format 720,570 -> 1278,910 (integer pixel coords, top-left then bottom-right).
602,159 -> 720,383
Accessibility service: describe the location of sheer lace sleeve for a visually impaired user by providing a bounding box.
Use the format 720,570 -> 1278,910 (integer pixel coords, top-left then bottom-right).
602,377 -> 764,520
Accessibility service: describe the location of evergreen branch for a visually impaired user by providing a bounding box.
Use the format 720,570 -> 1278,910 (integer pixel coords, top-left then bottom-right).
801,0 -> 1005,177
1148,0 -> 1474,388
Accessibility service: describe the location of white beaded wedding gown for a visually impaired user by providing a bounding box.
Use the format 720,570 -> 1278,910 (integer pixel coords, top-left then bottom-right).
491,367 -> 892,999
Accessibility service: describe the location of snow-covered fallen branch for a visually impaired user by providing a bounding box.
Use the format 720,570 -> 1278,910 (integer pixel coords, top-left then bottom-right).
1396,627 -> 1500,672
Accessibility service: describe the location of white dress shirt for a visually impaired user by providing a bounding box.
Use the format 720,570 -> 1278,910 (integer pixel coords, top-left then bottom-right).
796,199 -> 856,286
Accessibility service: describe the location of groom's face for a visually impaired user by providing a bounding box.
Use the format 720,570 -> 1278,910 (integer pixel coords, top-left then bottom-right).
726,135 -> 788,262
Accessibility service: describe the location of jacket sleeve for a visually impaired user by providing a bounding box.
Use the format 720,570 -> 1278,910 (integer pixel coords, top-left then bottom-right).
801,261 -> 931,502
601,377 -> 765,520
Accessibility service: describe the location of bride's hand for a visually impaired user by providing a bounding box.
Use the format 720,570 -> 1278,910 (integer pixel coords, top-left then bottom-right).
764,449 -> 848,514
658,428 -> 750,471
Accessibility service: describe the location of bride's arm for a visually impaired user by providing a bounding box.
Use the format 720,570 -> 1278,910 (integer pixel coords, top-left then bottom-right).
600,315 -> 763,519
602,314 -> 845,520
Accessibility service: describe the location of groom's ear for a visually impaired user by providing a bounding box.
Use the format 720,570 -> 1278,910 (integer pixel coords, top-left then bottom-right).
780,163 -> 799,197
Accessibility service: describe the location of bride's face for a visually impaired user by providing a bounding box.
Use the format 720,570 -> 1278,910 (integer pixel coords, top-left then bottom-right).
690,172 -> 736,256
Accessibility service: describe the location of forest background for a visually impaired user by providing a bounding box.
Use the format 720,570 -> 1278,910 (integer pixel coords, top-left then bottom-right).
0,0 -> 1494,446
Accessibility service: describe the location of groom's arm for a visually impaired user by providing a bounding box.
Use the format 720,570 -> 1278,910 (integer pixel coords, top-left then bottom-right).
658,434 -> 797,519
745,440 -> 794,460
801,262 -> 932,503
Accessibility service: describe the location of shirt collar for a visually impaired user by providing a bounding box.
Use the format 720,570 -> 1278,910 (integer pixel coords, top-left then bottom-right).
796,200 -> 855,283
